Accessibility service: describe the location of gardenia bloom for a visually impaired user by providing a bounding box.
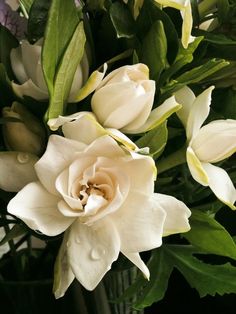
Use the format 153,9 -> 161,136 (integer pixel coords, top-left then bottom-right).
0,0 -> 26,39
175,86 -> 236,209
8,122 -> 191,295
91,63 -> 181,134
154,0 -> 194,48
10,39 -> 89,101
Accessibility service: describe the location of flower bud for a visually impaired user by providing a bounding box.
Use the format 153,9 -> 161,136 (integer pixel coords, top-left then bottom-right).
2,102 -> 46,155
10,39 -> 89,101
91,63 -> 155,133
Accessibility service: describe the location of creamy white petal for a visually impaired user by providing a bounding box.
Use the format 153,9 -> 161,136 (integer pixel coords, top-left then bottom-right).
175,86 -> 195,128
62,114 -> 107,145
112,192 -> 166,252
192,119 -> 236,163
48,112 -> 93,131
186,86 -> 214,140
35,135 -> 87,195
11,79 -> 48,100
7,182 -> 75,236
106,128 -> 138,150
0,152 -> 38,192
201,163 -> 236,209
92,81 -> 153,129
10,47 -> 28,83
186,146 -> 209,186
53,231 -> 75,299
122,252 -> 150,280
85,135 -> 126,159
67,218 -> 120,290
124,95 -> 181,134
154,193 -> 191,236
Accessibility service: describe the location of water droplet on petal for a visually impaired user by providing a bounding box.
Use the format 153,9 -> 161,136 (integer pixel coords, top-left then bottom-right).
75,237 -> 81,244
17,153 -> 29,164
66,241 -> 71,248
90,247 -> 106,261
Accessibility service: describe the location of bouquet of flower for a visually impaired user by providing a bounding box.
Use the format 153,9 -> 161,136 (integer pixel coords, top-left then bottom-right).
0,0 -> 236,313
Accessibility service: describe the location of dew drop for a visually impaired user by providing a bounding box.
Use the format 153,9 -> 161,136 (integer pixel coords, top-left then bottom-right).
75,237 -> 81,244
66,241 -> 71,248
17,153 -> 29,164
90,247 -> 106,261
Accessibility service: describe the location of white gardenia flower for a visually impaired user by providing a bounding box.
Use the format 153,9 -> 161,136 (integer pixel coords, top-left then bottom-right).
8,122 -> 191,296
175,86 -> 236,209
154,0 -> 194,48
10,39 -> 89,101
91,63 -> 181,134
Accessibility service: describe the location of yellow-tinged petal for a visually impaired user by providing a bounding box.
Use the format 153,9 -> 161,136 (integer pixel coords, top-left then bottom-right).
122,96 -> 181,134
73,63 -> 108,102
186,146 -> 209,186
201,163 -> 236,210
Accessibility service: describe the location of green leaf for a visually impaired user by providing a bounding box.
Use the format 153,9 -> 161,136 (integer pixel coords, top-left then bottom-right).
217,0 -> 230,23
183,210 -> 236,259
0,224 -> 26,246
141,20 -> 168,81
160,36 -> 203,85
42,0 -> 85,120
109,2 -> 135,38
135,121 -> 168,159
47,22 -> 86,120
212,88 -> 236,119
165,245 -> 236,297
136,0 -> 179,63
27,0 -> 51,43
42,0 -> 79,95
194,30 -> 236,45
133,248 -> 173,310
161,58 -> 229,95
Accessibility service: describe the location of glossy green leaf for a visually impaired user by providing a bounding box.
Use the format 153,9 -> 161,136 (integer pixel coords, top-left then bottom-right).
19,0 -> 34,14
160,36 -> 203,85
46,22 -> 86,120
136,0 -> 179,63
183,210 -> 236,259
42,0 -> 79,95
135,121 -> 168,159
42,0 -> 85,120
133,248 -> 173,310
165,245 -> 236,297
109,2 -> 135,38
161,58 -> 229,95
141,20 -> 168,81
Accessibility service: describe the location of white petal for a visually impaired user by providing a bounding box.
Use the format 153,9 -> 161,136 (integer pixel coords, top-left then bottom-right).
53,231 -> 75,299
192,119 -> 236,163
180,0 -> 193,48
186,86 -> 214,140
62,114 -> 107,144
11,79 -> 48,100
48,112 -> 93,131
67,218 -> 120,290
123,95 -> 181,134
112,192 -> 166,252
175,86 -> 196,128
106,128 -> 138,150
7,182 -> 75,236
0,152 -> 38,192
201,163 -> 236,209
10,47 -> 28,83
154,193 -> 191,236
122,252 -> 150,280
186,146 -> 209,186
35,135 -> 87,195
85,135 -> 126,159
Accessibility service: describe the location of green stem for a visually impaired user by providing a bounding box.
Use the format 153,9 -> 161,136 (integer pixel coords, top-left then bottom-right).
157,146 -> 187,174
198,0 -> 217,19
